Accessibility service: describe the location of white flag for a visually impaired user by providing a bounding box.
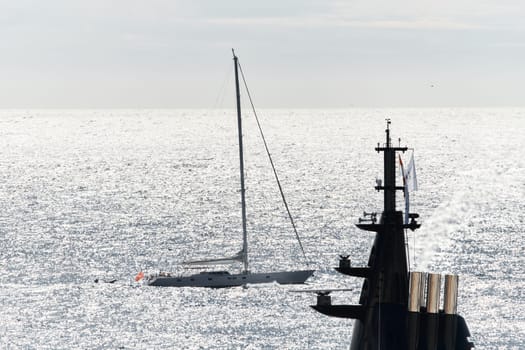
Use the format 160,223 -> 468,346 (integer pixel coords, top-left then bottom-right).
399,154 -> 410,225
405,153 -> 418,192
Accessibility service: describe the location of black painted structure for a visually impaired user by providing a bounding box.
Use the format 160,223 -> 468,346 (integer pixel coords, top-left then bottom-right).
311,122 -> 474,349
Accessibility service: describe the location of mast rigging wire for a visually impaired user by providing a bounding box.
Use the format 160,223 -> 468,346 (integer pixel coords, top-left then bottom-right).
237,60 -> 310,267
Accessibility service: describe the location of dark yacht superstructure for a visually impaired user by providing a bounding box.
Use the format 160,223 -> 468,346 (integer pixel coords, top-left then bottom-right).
308,121 -> 474,349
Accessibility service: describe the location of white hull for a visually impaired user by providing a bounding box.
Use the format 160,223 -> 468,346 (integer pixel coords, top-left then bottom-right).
147,269 -> 314,288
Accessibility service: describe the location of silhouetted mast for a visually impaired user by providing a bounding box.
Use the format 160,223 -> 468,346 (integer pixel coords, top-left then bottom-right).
376,118 -> 406,213
233,49 -> 248,273
307,121 -> 473,349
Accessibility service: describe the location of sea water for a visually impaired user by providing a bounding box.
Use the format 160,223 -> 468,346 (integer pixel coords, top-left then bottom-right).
0,109 -> 523,349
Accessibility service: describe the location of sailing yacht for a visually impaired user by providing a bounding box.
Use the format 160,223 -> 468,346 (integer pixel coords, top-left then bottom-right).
145,50 -> 314,287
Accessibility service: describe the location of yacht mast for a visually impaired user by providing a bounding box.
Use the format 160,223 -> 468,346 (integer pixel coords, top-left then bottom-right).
233,49 -> 249,273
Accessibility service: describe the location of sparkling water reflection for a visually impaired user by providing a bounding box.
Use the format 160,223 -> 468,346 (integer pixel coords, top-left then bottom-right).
0,109 -> 523,349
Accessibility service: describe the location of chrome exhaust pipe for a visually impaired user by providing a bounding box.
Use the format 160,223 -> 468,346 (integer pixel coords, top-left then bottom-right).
426,273 -> 441,314
444,274 -> 458,315
425,273 -> 441,350
443,274 -> 459,350
408,271 -> 423,312
420,272 -> 427,308
408,272 -> 424,350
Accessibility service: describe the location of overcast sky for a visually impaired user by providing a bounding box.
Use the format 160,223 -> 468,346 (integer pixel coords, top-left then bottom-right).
1,0 -> 524,108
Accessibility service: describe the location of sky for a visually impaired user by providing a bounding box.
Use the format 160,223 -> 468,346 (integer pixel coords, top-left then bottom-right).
1,0 -> 524,108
